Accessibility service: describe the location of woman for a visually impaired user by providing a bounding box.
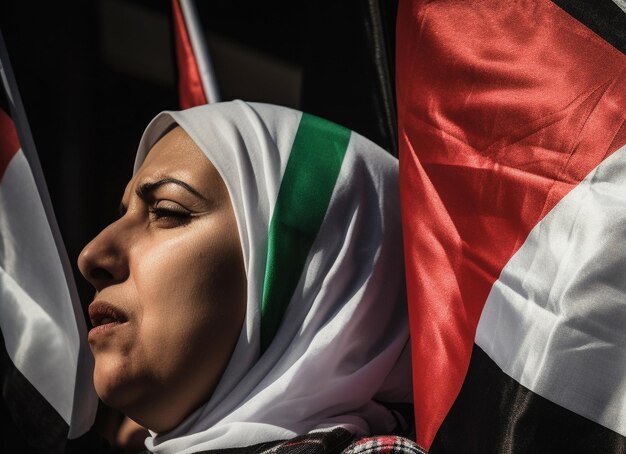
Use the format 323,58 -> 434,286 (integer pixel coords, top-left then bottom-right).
78,101 -> 413,453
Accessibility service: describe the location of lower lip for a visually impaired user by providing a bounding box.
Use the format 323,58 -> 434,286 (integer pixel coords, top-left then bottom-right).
88,322 -> 125,342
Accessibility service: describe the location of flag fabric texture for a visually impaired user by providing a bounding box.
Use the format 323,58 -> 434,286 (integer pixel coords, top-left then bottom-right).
0,32 -> 97,453
397,0 -> 626,452
172,0 -> 220,107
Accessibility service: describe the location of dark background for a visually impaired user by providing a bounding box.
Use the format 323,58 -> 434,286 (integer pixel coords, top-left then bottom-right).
0,0 -> 397,306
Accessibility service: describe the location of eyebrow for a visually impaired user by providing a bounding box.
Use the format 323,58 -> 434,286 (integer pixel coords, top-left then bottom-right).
138,177 -> 209,201
119,177 -> 209,215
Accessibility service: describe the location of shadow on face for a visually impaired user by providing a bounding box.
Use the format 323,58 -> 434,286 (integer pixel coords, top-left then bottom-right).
78,126 -> 247,433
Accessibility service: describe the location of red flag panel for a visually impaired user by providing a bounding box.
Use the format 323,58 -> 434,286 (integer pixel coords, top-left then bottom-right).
0,107 -> 20,181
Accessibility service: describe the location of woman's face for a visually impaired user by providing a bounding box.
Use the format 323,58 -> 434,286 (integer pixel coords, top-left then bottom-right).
78,126 -> 246,433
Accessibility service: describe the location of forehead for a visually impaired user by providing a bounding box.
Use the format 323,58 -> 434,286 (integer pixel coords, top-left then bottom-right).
124,126 -> 225,199
141,126 -> 210,173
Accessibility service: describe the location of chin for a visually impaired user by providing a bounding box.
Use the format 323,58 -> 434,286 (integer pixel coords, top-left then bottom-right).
92,356 -> 178,433
93,354 -> 138,410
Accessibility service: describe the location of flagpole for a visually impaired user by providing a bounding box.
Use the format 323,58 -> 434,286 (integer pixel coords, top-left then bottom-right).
180,0 -> 220,103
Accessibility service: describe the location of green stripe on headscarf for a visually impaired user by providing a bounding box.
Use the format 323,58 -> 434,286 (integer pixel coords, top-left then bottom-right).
260,113 -> 351,353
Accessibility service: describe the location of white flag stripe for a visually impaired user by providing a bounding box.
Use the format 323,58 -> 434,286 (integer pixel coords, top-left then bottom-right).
180,0 -> 220,103
0,150 -> 79,425
476,143 -> 626,437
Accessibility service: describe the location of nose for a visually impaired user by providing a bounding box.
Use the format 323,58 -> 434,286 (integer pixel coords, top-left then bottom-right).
78,219 -> 131,292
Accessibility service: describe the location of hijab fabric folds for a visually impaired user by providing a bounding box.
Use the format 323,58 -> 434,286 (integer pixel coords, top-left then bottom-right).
133,101 -> 410,453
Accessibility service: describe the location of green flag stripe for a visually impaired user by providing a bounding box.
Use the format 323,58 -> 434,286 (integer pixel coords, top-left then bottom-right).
260,113 -> 351,353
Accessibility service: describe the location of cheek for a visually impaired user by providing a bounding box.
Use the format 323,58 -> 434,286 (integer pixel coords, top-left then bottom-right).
133,218 -> 246,379
138,227 -> 243,326
90,212 -> 246,422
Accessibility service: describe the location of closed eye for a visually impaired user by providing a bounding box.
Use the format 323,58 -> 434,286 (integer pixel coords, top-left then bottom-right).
149,200 -> 192,226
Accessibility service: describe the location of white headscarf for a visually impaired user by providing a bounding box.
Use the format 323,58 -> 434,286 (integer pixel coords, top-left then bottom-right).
133,101 -> 410,453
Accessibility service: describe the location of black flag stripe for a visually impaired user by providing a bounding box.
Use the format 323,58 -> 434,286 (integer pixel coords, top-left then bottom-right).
430,345 -> 626,453
551,0 -> 626,55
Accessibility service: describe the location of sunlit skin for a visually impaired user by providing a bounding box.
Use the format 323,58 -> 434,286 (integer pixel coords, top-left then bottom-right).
78,127 -> 246,433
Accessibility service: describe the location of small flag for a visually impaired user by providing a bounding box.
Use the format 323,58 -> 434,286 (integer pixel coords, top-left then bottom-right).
0,30 -> 97,453
172,0 -> 220,107
397,0 -> 626,451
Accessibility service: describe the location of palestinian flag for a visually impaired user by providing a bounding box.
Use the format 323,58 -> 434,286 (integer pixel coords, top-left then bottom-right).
0,32 -> 97,453
172,0 -> 219,107
397,0 -> 626,452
